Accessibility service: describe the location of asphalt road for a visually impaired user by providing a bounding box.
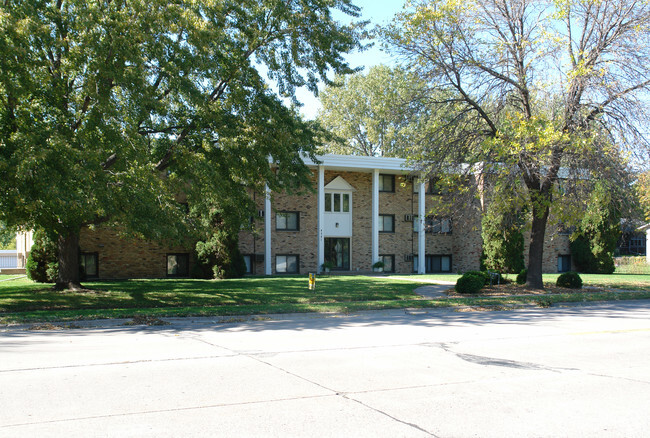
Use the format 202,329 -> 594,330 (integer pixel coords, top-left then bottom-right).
1,301 -> 650,437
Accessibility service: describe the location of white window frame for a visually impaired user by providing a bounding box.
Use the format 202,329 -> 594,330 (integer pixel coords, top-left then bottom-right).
325,192 -> 351,213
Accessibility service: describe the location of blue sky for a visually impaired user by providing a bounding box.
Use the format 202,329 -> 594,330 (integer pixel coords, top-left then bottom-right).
294,0 -> 407,119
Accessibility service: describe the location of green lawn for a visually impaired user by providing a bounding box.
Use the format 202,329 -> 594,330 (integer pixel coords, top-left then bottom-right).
392,272 -> 650,291
0,275 -> 422,323
542,273 -> 650,291
1,272 -> 650,325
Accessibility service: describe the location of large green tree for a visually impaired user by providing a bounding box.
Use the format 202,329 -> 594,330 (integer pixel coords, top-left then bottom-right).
0,0 -> 362,289
383,0 -> 649,288
0,221 -> 15,249
317,65 -> 427,157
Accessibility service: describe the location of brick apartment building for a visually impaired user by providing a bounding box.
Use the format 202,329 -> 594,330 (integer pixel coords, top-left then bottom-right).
239,154 -> 571,276
17,154 -> 573,278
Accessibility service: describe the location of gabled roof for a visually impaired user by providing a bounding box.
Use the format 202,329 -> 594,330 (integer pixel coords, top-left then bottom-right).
324,176 -> 356,191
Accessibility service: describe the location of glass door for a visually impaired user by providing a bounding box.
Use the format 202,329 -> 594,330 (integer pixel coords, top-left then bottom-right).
325,238 -> 350,270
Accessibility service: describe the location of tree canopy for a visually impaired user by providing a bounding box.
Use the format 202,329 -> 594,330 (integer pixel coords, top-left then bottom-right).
0,0 -> 363,288
383,0 -> 650,288
638,171 -> 650,222
317,65 -> 427,157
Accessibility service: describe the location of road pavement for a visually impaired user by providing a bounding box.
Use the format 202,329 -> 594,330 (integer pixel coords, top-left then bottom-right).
1,301 -> 650,437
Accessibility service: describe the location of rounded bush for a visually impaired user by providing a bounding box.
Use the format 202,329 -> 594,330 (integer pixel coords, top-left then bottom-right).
455,273 -> 486,294
462,270 -> 490,286
516,269 -> 527,285
556,271 -> 583,289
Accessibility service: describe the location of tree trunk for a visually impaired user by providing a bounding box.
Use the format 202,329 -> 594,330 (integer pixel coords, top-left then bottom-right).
56,229 -> 83,290
526,202 -> 550,290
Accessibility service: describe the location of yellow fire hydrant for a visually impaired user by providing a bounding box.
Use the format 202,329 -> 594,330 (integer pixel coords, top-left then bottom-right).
308,273 -> 316,291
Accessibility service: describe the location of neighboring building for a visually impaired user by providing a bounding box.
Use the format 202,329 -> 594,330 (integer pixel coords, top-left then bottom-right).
617,219 -> 647,257
16,154 -> 573,278
15,231 -> 33,269
639,223 -> 650,264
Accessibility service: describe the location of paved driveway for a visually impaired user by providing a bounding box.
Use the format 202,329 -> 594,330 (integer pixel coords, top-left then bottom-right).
1,301 -> 650,437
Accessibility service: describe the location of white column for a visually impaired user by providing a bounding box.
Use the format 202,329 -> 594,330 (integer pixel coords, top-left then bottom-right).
372,169 -> 379,267
264,184 -> 272,275
317,165 -> 325,273
418,177 -> 426,274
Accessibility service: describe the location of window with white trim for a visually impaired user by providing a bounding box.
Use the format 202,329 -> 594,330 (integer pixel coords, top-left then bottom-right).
325,192 -> 350,213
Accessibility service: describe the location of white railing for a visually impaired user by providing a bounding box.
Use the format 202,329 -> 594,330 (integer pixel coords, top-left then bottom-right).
0,250 -> 18,269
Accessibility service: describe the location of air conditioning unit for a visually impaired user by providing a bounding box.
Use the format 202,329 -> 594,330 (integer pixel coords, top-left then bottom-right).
404,214 -> 414,222
258,209 -> 265,217
404,254 -> 414,262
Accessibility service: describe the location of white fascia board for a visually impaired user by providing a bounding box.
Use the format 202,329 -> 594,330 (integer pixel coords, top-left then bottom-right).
297,154 -> 583,179
638,223 -> 650,232
302,154 -> 413,174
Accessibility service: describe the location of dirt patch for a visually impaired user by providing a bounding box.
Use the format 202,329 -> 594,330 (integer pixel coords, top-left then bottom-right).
123,315 -> 170,326
28,322 -> 82,330
455,305 -> 513,312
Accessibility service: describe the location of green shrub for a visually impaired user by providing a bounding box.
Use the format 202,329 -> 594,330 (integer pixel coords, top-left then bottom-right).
516,269 -> 527,285
195,225 -> 247,280
556,271 -> 583,289
570,234 -> 615,274
455,272 -> 486,294
25,230 -> 58,283
462,270 -> 490,286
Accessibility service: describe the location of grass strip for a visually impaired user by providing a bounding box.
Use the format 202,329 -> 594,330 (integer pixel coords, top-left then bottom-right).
3,290 -> 650,325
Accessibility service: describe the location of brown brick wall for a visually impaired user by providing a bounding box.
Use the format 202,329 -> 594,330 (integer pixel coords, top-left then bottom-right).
79,227 -> 195,279
271,176 -> 319,274
80,169 -> 572,278
523,227 -> 573,273
239,171 -> 486,275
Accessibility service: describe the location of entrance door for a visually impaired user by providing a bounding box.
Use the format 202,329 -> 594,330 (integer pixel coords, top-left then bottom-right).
325,238 -> 350,270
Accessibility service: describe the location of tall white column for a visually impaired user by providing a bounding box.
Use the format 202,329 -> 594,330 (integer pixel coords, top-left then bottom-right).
317,165 -> 325,273
264,184 -> 272,275
372,169 -> 379,267
418,177 -> 426,274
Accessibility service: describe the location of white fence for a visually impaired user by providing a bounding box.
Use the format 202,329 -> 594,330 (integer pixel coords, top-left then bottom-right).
0,250 -> 18,269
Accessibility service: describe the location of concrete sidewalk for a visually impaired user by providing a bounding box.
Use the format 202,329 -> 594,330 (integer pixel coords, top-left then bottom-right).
413,283 -> 453,299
